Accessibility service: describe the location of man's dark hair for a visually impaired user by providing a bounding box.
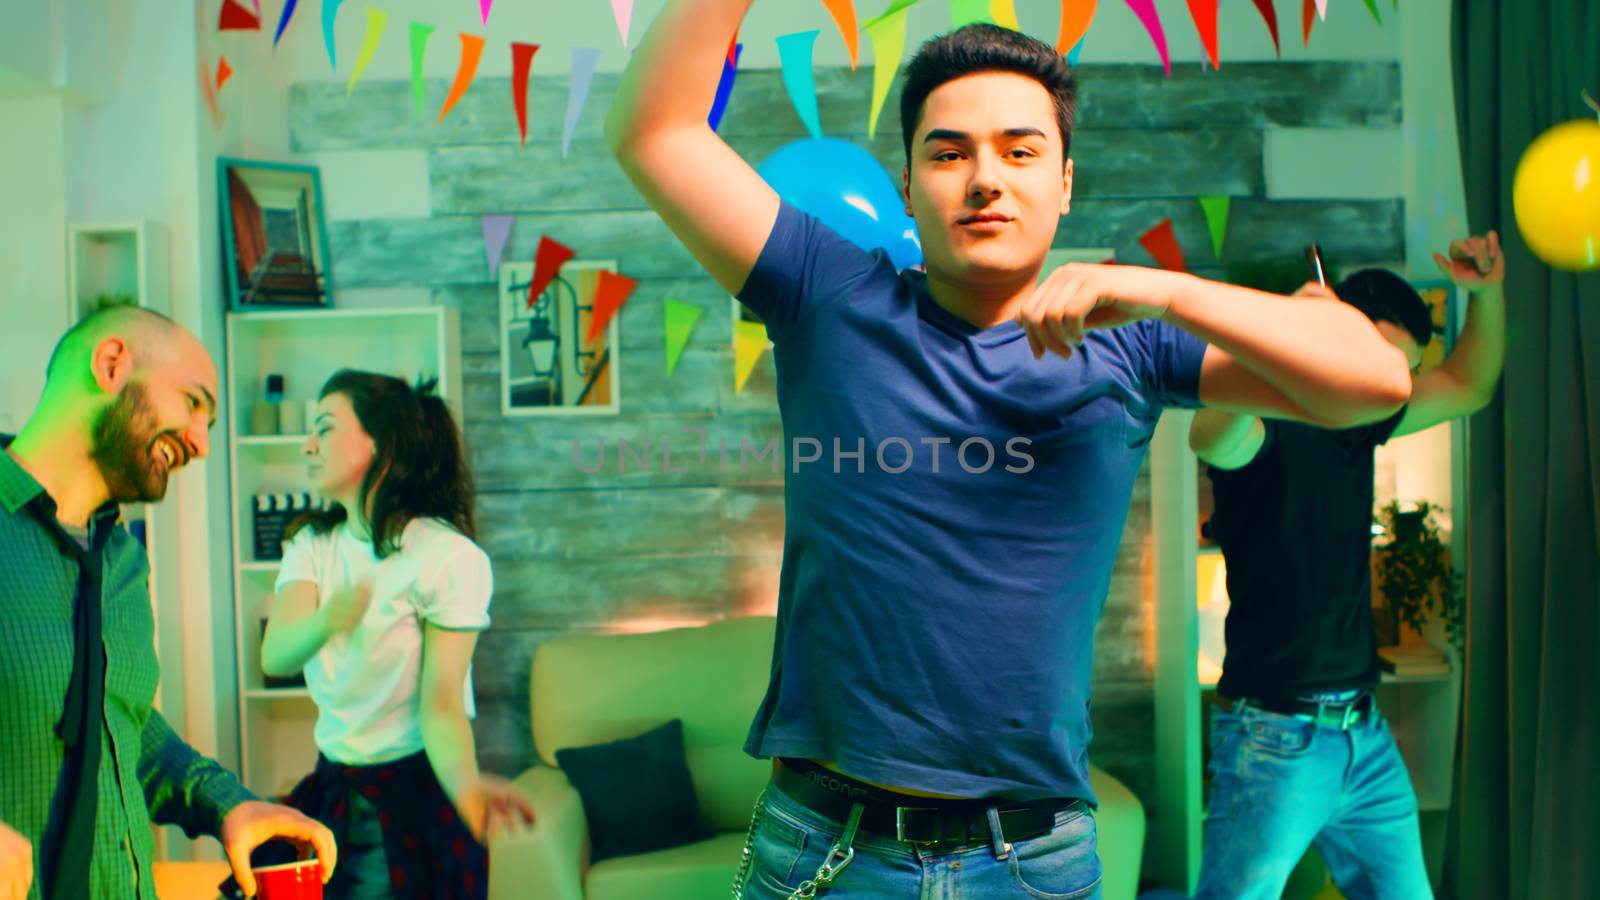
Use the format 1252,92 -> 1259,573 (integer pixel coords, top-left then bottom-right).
1333,268 -> 1434,348
899,24 -> 1078,167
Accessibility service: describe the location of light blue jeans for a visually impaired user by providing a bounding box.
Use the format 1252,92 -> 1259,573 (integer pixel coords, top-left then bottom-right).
736,778 -> 1103,898
1196,701 -> 1433,900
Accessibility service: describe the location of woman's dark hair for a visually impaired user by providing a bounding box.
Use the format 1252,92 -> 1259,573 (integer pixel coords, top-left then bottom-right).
287,370 -> 476,558
899,24 -> 1079,166
1333,268 -> 1435,348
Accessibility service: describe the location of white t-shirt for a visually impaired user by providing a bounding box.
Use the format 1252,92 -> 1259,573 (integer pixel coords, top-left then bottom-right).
275,517 -> 493,765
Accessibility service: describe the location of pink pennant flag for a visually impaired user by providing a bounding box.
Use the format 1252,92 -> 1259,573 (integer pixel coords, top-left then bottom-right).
481,215 -> 514,279
1122,0 -> 1170,77
479,0 -> 494,27
586,271 -> 638,342
528,236 -> 575,308
610,0 -> 634,47
1315,0 -> 1328,19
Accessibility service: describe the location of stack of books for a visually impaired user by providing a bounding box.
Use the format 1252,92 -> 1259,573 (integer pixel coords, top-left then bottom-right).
1378,642 -> 1452,677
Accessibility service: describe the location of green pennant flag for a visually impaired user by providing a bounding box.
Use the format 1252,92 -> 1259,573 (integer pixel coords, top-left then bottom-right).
409,21 -> 435,120
664,299 -> 702,376
1197,195 -> 1230,260
1361,0 -> 1381,24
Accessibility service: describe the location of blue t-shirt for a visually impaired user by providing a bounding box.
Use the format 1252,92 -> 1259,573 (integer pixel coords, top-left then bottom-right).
739,203 -> 1208,802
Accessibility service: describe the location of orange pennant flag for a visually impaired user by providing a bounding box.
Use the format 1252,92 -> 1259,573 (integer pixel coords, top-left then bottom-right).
821,0 -> 860,69
528,236 -> 575,308
1186,0 -> 1219,69
587,271 -> 638,343
1302,0 -> 1317,45
1139,219 -> 1188,272
1057,0 -> 1098,55
216,56 -> 234,91
438,33 -> 486,124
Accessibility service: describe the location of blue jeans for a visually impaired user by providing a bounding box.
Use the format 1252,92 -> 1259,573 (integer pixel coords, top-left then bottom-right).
735,779 -> 1103,898
1195,702 -> 1433,900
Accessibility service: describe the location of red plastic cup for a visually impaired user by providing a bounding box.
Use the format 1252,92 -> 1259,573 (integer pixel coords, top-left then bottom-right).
252,859 -> 324,900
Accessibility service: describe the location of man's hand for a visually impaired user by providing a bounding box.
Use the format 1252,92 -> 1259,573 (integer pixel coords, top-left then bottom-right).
1433,230 -> 1505,289
319,580 -> 373,637
1017,263 -> 1191,360
455,775 -> 536,844
220,801 -> 337,898
0,821 -> 32,900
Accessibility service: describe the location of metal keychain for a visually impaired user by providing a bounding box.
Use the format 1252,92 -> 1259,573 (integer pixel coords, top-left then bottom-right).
783,804 -> 864,900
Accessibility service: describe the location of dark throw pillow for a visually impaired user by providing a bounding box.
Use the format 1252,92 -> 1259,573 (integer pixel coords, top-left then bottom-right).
554,718 -> 712,862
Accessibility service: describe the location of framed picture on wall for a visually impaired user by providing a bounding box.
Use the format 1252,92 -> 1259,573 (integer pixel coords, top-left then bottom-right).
498,259 -> 622,416
218,157 -> 332,309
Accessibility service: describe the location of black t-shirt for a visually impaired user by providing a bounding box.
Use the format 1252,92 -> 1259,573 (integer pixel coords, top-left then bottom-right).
1206,408 -> 1405,699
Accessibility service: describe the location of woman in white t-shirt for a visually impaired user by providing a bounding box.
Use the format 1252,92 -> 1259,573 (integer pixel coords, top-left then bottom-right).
257,370 -> 532,900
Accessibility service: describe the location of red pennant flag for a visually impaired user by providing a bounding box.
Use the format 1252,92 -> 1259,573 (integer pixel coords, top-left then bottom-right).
586,271 -> 638,343
511,42 -> 540,145
1185,0 -> 1219,69
1302,0 -> 1316,45
527,236 -> 575,308
216,56 -> 234,91
1250,0 -> 1281,57
219,0 -> 260,30
727,30 -> 740,67
1139,219 -> 1188,272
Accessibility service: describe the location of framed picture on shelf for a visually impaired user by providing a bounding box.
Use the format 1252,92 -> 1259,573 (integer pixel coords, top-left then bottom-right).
498,259 -> 622,416
218,158 -> 332,309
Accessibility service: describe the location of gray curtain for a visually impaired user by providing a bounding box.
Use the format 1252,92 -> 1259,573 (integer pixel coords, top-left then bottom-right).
1446,3 -> 1600,898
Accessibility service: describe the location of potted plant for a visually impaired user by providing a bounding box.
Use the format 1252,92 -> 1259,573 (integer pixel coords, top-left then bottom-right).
1373,500 -> 1465,652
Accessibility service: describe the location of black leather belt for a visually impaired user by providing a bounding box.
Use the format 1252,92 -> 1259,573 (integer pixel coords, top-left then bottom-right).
1215,690 -> 1374,729
773,758 -> 1086,850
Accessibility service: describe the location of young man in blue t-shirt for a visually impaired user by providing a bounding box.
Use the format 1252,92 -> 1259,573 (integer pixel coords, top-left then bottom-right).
608,6 -> 1412,897
1190,247 -> 1506,900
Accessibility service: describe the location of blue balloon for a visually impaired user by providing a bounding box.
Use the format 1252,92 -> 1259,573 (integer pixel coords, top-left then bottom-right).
757,138 -> 922,271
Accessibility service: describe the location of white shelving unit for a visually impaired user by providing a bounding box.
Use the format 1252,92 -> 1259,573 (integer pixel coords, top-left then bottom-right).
226,306 -> 460,797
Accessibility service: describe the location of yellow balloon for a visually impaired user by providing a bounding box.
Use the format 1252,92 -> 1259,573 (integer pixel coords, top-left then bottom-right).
1512,119 -> 1600,271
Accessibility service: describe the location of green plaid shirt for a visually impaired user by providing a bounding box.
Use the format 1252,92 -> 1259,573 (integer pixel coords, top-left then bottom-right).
1,442 -> 256,899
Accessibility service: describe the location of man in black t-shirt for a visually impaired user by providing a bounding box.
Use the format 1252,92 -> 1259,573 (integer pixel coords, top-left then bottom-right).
1190,233 -> 1506,900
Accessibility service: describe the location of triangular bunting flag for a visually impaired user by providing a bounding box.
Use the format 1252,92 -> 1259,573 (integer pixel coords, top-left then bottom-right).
734,320 -> 770,393
610,0 -> 634,47
1123,0 -> 1170,77
1301,0 -> 1317,45
409,21 -> 434,119
991,0 -> 1020,30
1315,0 -> 1329,19
216,56 -> 234,91
479,0 -> 494,27
563,48 -> 601,157
1066,36 -> 1086,67
864,4 -> 915,138
321,0 -> 344,68
1139,219 -> 1188,272
481,215 -> 514,279
709,42 -> 742,131
1196,196 -> 1230,260
1361,0 -> 1381,24
586,271 -> 637,343
219,0 -> 260,31
528,237 -> 575,308
1186,0 -> 1219,69
951,0 -> 994,27
438,33 -> 486,124
273,0 -> 300,46
1249,0 -> 1281,57
821,0 -> 860,69
511,42 -> 540,145
347,7 -> 386,94
776,31 -> 824,139
663,299 -> 703,376
1058,0 -> 1097,55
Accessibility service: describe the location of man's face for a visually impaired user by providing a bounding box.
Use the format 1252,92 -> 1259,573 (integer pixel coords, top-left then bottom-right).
903,71 -> 1072,284
90,336 -> 218,503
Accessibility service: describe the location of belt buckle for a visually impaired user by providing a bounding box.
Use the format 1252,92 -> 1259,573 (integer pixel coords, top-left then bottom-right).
895,806 -> 941,844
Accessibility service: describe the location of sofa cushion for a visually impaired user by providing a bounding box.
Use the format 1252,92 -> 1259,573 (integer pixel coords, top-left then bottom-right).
585,832 -> 748,900
555,718 -> 712,862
